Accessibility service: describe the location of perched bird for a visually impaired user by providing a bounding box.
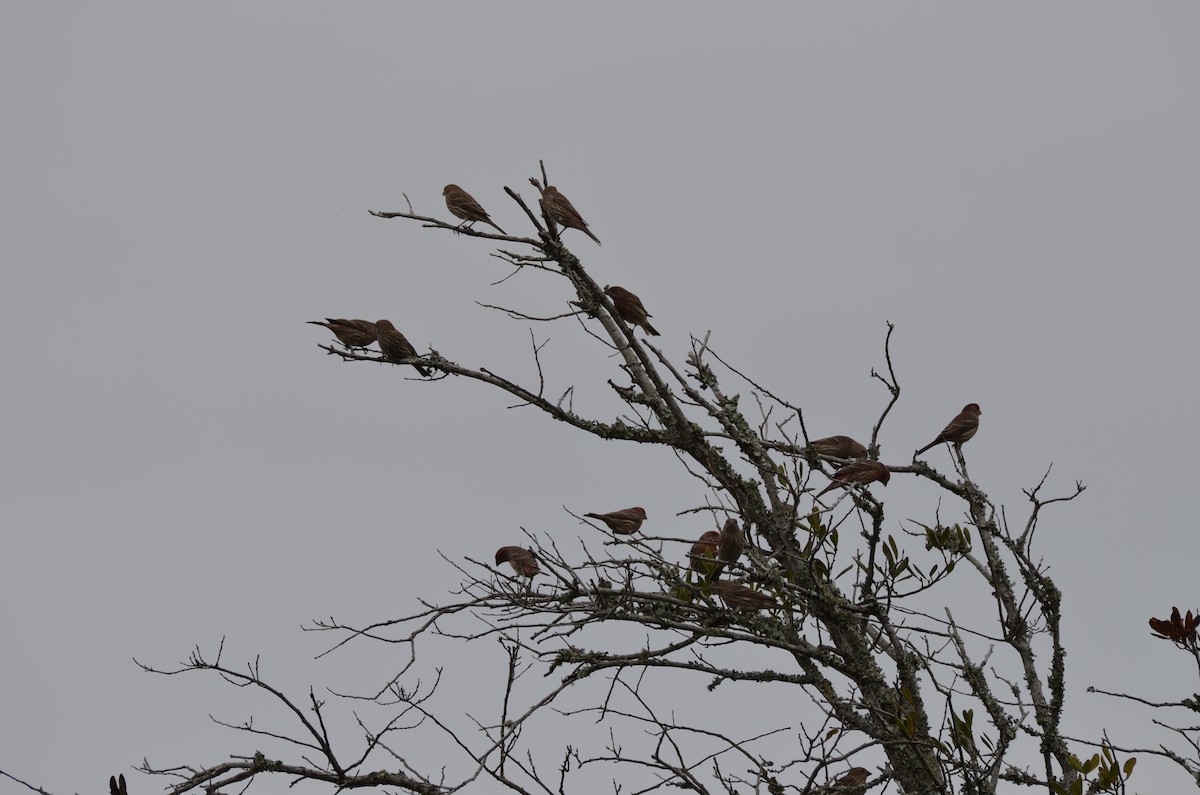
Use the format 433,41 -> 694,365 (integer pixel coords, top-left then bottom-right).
604,285 -> 660,336
495,546 -> 540,578
707,517 -> 746,581
711,580 -> 779,612
807,435 -> 868,460
816,460 -> 891,498
307,318 -> 378,349
823,767 -> 869,793
687,530 -> 721,577
915,403 -> 982,456
584,506 -> 647,535
717,518 -> 745,563
541,185 -> 601,245
443,184 -> 506,234
375,319 -> 431,377
110,775 -> 128,795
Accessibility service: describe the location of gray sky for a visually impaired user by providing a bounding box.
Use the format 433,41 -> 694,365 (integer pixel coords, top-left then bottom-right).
3,4 -> 1199,793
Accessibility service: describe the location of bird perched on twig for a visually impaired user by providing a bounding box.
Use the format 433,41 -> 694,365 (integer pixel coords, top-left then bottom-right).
495,546 -> 540,578
375,319 -> 431,377
915,403 -> 981,456
584,506 -> 647,535
541,185 -> 601,246
816,460 -> 891,498
707,517 -> 746,581
307,318 -> 378,349
807,435 -> 868,460
687,530 -> 721,577
443,184 -> 506,234
604,285 -> 660,336
711,580 -> 780,612
821,767 -> 869,794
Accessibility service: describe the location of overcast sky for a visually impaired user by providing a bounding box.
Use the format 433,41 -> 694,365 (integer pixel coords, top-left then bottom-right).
3,4 -> 1199,794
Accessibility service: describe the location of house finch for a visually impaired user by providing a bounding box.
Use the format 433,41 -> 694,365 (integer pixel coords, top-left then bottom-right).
807,435 -> 868,459
688,530 -> 720,577
718,519 -> 745,562
711,580 -> 779,612
823,767 -> 869,793
604,285 -> 660,336
541,185 -> 601,246
443,184 -> 506,234
495,546 -> 540,578
915,403 -> 982,456
584,506 -> 647,535
816,460 -> 891,498
307,318 -> 378,348
375,319 -> 431,377
110,776 -> 128,795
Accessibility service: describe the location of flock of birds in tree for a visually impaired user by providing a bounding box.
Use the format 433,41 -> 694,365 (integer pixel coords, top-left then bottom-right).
307,182 -> 981,614
496,402 -> 978,613
93,185 -> 981,795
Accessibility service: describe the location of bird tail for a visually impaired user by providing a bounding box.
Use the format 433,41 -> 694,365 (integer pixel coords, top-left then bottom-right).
815,482 -> 839,499
583,228 -> 602,246
642,321 -> 661,336
486,220 -> 508,235
914,441 -> 937,456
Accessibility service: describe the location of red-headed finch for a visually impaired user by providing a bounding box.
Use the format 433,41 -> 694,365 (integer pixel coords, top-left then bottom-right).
825,767 -> 869,793
712,580 -> 780,612
495,546 -> 540,578
541,185 -> 601,246
375,319 -> 431,377
584,506 -> 647,535
688,530 -> 721,577
915,403 -> 982,456
307,318 -> 378,349
443,184 -> 506,234
604,285 -> 660,336
807,435 -> 868,459
110,776 -> 128,795
816,460 -> 891,498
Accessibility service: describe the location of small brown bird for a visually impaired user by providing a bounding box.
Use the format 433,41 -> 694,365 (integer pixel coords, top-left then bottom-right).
807,435 -> 868,459
307,318 -> 378,348
584,506 -> 647,535
604,285 -> 660,336
711,580 -> 780,612
443,184 -> 506,234
707,517 -> 747,581
110,775 -> 128,795
816,460 -> 891,498
717,516 -> 745,568
375,319 -> 431,377
915,403 -> 982,456
824,767 -> 869,793
688,530 -> 721,577
495,546 -> 540,578
541,185 -> 601,245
